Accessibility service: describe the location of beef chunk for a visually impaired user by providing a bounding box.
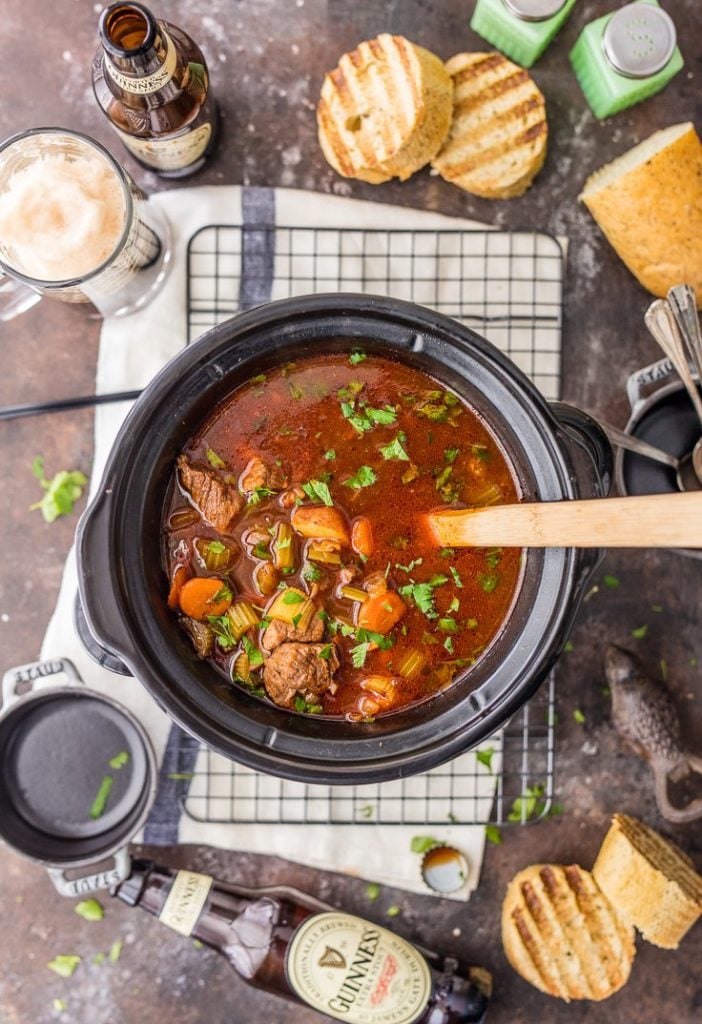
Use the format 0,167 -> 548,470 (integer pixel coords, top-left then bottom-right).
261,614 -> 324,652
177,455 -> 243,534
263,642 -> 339,709
240,456 -> 268,494
180,617 -> 214,658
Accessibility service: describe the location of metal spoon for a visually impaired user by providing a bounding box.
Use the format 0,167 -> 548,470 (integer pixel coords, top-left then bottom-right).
600,421 -> 680,470
644,299 -> 702,491
667,285 -> 702,486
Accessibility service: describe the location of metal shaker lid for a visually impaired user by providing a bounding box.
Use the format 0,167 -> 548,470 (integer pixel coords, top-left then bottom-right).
602,3 -> 677,78
502,0 -> 567,21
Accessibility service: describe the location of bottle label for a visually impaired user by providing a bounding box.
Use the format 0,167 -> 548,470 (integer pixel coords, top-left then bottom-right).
159,870 -> 213,937
113,122 -> 212,171
286,912 -> 432,1024
105,30 -> 178,94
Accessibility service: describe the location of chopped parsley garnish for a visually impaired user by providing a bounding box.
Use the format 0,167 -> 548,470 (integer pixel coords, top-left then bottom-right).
438,617 -> 459,633
289,382 -> 304,400
485,548 -> 502,569
291,613 -> 302,627
466,617 -> 478,630
444,447 -> 460,464
476,747 -> 494,772
109,940 -> 123,963
303,563 -> 323,581
380,435 -> 409,461
563,640 -> 574,652
448,596 -> 460,613
324,450 -> 336,461
318,644 -> 333,660
485,824 -> 502,845
366,882 -> 380,901
302,478 -> 333,506
603,574 -> 620,588
401,463 -> 419,485
429,574 -> 450,587
207,613 -> 237,649
386,905 -> 401,918
395,558 -> 423,573
108,751 -> 129,770
251,373 -> 266,385
349,351 -> 367,365
89,776 -> 113,820
415,390 -> 462,425
252,541 -> 269,559
293,695 -> 323,714
470,443 -> 490,461
247,486 -> 277,505
507,784 -> 547,822
443,637 -> 454,653
211,585 -> 233,604
241,635 -> 264,667
399,582 -> 437,617
30,456 -> 87,524
205,447 -> 226,469
338,380 -> 365,401
366,405 -> 397,425
631,624 -> 648,639
477,572 -> 499,593
573,709 -> 586,724
282,590 -> 305,605
208,540 -> 226,554
344,465 -> 377,490
341,401 -> 373,434
439,547 -> 456,558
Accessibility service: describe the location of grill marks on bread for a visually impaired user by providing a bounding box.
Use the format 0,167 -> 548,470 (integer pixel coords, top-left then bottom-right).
502,864 -> 635,1002
432,52 -> 547,199
317,34 -> 453,184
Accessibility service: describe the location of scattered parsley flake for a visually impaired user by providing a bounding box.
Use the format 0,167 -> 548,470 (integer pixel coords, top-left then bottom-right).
410,835 -> 439,854
573,708 -> 586,725
448,596 -> 460,613
241,635 -> 264,667
603,574 -> 620,589
304,563 -> 323,582
477,572 -> 499,594
207,613 -> 237,649
109,940 -> 123,963
485,824 -> 502,845
358,804 -> 374,819
631,625 -> 648,639
507,784 -> 547,822
29,458 -> 87,523
53,998 -> 68,1012
443,636 -> 454,654
444,447 -> 460,464
282,590 -> 305,605
439,547 -> 456,558
438,617 -> 458,633
318,644 -> 333,660
349,351 -> 367,365
324,450 -> 336,461
660,659 -> 668,682
74,898 -> 104,922
366,882 -> 380,901
449,566 -> 463,589
208,540 -> 226,554
563,640 -> 574,653
166,772 -> 195,780
366,405 -> 396,425
47,956 -> 81,978
386,905 -> 401,917
652,604 -> 664,613
89,776 -> 114,820
108,751 -> 129,770
395,558 -> 423,573
476,748 -> 494,772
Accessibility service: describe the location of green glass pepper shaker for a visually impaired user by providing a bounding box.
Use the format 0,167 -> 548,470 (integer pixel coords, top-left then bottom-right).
570,0 -> 683,119
470,0 -> 577,68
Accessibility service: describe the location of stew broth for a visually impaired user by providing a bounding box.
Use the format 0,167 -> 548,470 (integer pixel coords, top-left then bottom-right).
163,352 -> 522,719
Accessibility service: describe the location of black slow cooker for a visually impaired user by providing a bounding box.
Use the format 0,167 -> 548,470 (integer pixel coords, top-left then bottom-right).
77,294 -> 611,784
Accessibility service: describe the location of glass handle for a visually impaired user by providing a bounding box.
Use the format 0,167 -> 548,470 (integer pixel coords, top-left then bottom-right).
0,269 -> 41,321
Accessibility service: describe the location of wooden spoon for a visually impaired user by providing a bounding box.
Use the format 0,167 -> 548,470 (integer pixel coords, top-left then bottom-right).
427,492 -> 702,549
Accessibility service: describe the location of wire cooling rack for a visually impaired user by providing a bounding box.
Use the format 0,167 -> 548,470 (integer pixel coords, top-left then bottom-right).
183,223 -> 563,827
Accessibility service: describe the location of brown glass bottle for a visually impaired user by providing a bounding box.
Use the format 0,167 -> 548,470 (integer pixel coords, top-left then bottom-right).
114,860 -> 491,1024
92,1 -> 217,178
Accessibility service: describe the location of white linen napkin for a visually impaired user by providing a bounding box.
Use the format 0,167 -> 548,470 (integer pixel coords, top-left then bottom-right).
41,186 -> 562,899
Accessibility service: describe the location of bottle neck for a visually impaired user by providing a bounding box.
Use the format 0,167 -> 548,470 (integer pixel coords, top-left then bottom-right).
100,2 -> 177,92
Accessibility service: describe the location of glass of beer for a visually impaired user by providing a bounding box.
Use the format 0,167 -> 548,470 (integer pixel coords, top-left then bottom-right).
0,127 -> 172,319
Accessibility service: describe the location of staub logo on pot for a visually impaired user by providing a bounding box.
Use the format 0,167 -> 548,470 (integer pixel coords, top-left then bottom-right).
286,912 -> 432,1024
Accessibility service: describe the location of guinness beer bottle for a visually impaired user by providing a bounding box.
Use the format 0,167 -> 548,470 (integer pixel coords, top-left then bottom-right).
114,860 -> 491,1023
92,1 -> 217,177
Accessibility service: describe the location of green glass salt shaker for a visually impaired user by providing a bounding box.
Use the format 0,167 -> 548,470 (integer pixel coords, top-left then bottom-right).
570,0 -> 683,119
470,0 -> 577,68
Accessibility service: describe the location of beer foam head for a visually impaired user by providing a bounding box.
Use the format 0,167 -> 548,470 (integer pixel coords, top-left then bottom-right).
0,151 -> 126,281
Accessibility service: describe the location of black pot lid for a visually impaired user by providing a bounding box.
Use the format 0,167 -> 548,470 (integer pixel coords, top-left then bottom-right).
4,690 -> 149,839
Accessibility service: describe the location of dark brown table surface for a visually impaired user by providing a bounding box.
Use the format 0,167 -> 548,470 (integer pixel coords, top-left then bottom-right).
1,2 -> 700,1022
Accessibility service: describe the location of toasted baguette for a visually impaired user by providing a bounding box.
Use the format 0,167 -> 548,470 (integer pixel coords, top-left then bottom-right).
502,863 -> 635,1001
579,123 -> 702,306
593,814 -> 702,950
317,35 -> 453,184
432,52 -> 547,199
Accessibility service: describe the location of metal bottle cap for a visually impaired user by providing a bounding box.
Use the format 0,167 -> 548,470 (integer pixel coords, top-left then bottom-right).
421,845 -> 470,894
502,0 -> 567,22
602,3 -> 677,79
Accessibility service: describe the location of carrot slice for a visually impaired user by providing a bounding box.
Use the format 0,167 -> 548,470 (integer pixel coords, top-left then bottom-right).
167,565 -> 190,609
178,576 -> 232,620
357,591 -> 406,635
351,516 -> 374,558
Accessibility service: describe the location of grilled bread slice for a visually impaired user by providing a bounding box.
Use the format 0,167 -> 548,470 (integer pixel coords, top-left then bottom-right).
593,814 -> 702,949
579,123 -> 702,305
317,35 -> 453,184
502,863 -> 635,1001
432,52 -> 547,199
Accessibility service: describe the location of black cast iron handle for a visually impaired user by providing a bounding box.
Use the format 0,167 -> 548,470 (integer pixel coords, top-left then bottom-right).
549,402 -> 613,501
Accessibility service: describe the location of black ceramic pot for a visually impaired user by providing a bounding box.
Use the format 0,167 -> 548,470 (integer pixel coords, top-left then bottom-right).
77,294 -> 612,784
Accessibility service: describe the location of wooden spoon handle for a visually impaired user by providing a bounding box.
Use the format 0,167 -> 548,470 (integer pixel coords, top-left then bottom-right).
428,492 -> 702,548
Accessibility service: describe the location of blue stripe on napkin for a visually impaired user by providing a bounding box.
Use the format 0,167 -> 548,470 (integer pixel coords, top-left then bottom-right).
239,187 -> 276,310
143,726 -> 201,844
